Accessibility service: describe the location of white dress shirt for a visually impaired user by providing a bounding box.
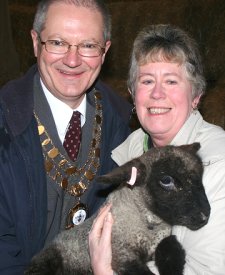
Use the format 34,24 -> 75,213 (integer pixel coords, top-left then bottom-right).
40,79 -> 86,143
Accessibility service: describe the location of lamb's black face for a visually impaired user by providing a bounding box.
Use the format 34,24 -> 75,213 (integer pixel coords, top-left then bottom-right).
98,143 -> 210,230
145,147 -> 211,230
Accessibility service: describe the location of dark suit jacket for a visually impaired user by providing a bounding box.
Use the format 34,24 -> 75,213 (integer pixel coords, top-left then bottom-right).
0,64 -> 132,274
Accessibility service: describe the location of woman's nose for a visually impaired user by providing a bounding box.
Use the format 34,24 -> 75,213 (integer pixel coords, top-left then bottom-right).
150,82 -> 166,99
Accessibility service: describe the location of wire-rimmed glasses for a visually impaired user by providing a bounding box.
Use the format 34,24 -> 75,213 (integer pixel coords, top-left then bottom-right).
39,37 -> 105,57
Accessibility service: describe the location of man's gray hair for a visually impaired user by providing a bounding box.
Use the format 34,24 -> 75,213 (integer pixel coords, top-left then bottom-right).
33,0 -> 111,41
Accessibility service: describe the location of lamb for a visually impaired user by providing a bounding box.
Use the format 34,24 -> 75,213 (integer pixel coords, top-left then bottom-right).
25,143 -> 210,275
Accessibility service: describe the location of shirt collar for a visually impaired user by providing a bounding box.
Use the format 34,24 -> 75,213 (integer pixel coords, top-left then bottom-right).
40,79 -> 86,143
171,110 -> 202,146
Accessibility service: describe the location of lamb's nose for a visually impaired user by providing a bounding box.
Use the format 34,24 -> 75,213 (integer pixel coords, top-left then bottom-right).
200,212 -> 209,224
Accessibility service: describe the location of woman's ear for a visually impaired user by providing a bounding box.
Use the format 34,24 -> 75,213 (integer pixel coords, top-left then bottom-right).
128,88 -> 135,102
192,95 -> 201,109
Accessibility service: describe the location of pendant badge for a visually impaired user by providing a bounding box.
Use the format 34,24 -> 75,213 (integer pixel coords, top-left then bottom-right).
66,203 -> 88,229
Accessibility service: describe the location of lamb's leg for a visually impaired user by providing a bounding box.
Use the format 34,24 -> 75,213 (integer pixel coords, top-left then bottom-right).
154,235 -> 186,275
115,247 -> 155,275
25,244 -> 63,275
122,261 -> 155,275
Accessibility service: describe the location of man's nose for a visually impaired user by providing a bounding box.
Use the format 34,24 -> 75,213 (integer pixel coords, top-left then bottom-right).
62,46 -> 82,67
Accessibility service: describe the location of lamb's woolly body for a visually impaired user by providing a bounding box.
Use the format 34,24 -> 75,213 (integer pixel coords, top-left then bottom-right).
26,143 -> 211,275
108,187 -> 171,270
42,187 -> 171,274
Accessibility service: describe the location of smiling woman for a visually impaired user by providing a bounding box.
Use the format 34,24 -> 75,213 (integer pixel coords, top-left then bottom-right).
90,24 -> 225,275
135,62 -> 194,146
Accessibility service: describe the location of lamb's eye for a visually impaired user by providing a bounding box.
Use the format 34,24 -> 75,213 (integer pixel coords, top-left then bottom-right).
159,175 -> 176,191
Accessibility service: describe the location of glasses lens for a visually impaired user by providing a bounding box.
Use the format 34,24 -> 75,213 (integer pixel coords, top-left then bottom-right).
78,43 -> 102,57
46,40 -> 68,54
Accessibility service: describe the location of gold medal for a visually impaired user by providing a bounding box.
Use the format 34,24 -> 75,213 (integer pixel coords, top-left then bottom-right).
42,138 -> 50,146
85,170 -> 94,180
66,203 -> 88,229
48,147 -> 59,158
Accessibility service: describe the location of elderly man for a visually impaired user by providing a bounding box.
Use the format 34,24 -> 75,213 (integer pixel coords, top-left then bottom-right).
0,0 -> 131,273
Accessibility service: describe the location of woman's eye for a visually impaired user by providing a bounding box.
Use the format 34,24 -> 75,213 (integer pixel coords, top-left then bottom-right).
166,80 -> 177,85
141,79 -> 154,85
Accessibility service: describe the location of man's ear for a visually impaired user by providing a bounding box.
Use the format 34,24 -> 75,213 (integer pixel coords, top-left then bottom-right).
31,29 -> 39,57
101,40 -> 111,64
97,158 -> 146,187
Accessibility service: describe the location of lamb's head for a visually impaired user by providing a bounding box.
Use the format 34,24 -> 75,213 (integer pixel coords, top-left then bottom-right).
144,142 -> 211,230
98,143 -> 210,231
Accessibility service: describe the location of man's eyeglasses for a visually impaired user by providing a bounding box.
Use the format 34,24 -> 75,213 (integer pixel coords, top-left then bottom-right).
39,37 -> 105,57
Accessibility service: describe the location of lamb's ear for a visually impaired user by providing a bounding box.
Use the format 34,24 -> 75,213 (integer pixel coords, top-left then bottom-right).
179,142 -> 201,154
97,158 -> 146,187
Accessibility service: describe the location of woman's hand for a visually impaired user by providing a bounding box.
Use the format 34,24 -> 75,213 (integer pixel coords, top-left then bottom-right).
88,204 -> 114,275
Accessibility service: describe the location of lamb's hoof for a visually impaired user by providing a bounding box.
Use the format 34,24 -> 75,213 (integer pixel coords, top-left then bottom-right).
155,235 -> 185,275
